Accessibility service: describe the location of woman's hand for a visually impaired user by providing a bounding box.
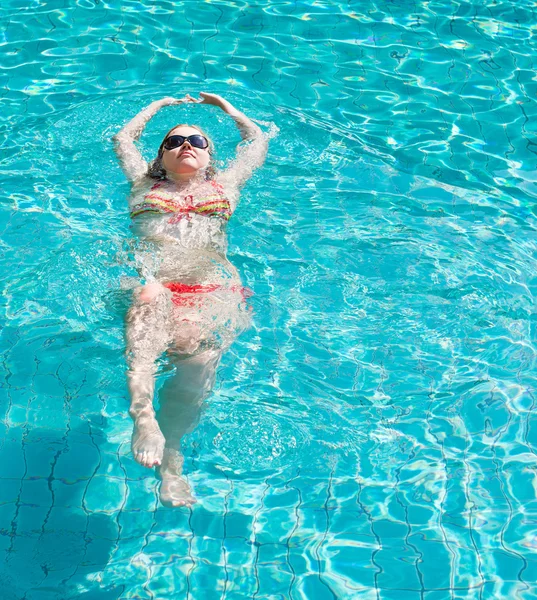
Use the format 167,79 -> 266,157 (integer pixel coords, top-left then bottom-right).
184,93 -> 233,111
197,92 -> 226,107
156,96 -> 189,107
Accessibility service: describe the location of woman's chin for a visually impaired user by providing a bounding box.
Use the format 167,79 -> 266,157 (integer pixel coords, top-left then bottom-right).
168,166 -> 200,176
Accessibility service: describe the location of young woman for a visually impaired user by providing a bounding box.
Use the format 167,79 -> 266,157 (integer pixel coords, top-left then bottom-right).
113,93 -> 268,507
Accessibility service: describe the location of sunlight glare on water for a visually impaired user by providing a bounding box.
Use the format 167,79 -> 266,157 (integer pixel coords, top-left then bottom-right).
1,0 -> 537,598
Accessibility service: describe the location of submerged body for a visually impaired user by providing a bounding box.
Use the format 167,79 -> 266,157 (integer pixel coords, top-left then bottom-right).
130,177 -> 238,290
114,93 -> 268,507
128,176 -> 250,358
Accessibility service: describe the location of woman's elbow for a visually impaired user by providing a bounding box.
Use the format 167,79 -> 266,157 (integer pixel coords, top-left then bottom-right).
113,131 -> 127,144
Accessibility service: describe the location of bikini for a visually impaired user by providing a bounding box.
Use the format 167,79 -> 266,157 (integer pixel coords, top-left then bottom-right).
130,179 -> 232,221
131,180 -> 249,307
162,282 -> 253,308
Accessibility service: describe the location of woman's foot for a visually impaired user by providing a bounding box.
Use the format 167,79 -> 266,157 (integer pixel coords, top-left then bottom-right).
158,448 -> 197,507
132,418 -> 165,468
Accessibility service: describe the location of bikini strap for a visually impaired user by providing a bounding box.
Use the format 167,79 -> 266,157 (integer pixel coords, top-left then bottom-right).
210,179 -> 225,194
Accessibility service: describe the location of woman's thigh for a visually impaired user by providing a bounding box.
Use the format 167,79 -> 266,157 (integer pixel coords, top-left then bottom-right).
167,287 -> 251,356
125,289 -> 173,366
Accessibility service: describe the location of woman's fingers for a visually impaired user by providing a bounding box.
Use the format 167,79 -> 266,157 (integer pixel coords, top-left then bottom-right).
194,93 -> 226,110
169,92 -> 224,106
185,93 -> 203,103
199,92 -> 221,102
160,96 -> 196,105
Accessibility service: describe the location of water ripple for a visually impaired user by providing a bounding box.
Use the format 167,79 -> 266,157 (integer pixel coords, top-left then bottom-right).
1,0 -> 537,598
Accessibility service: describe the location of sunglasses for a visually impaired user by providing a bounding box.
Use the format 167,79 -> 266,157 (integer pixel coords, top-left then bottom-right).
162,134 -> 209,151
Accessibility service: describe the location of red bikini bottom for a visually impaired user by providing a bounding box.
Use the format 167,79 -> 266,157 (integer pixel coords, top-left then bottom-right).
163,282 -> 253,307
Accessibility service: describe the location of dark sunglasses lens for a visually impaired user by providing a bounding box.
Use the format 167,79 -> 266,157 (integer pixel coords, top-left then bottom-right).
189,135 -> 208,149
164,135 -> 184,150
163,134 -> 209,150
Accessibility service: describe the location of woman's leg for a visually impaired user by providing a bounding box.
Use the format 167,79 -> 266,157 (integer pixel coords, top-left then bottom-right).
156,348 -> 222,507
125,287 -> 171,468
149,286 -> 249,506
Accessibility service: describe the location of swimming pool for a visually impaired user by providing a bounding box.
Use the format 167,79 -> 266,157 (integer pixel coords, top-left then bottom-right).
1,0 -> 537,597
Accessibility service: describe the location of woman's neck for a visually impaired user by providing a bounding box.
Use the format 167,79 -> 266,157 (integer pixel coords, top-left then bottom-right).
166,171 -> 204,189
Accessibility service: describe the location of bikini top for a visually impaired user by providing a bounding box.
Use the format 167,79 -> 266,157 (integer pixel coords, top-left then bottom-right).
130,179 -> 232,221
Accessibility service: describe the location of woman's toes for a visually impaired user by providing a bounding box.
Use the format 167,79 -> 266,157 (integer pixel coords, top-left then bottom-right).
131,420 -> 166,468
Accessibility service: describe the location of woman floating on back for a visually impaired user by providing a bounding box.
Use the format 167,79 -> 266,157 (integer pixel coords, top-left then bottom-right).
113,93 -> 268,507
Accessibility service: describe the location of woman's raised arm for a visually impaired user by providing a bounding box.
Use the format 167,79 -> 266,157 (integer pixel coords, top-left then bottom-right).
186,93 -> 268,191
113,97 -> 185,183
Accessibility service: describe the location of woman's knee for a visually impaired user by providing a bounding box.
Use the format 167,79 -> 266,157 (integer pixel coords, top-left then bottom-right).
138,282 -> 169,303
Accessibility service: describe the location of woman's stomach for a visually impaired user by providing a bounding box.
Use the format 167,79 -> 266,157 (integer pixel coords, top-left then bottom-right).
131,215 -> 239,285
156,248 -> 240,285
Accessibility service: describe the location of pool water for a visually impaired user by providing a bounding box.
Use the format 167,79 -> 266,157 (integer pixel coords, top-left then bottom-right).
1,0 -> 537,598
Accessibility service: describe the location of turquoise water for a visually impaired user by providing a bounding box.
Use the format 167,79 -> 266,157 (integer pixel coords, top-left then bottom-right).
1,0 -> 537,598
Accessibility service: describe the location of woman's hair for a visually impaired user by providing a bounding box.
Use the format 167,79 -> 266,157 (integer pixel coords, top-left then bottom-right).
147,123 -> 216,180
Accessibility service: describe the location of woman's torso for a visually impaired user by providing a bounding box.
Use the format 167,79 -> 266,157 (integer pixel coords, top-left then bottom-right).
129,177 -> 240,284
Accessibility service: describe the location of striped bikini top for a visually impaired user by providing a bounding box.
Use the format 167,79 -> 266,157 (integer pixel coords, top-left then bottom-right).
130,180 -> 232,221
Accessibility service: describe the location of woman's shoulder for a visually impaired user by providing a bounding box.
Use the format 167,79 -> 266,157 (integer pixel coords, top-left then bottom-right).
213,174 -> 239,202
130,174 -> 158,191
129,176 -> 161,206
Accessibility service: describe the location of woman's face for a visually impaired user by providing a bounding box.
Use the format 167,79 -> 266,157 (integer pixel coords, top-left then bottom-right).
161,126 -> 211,176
